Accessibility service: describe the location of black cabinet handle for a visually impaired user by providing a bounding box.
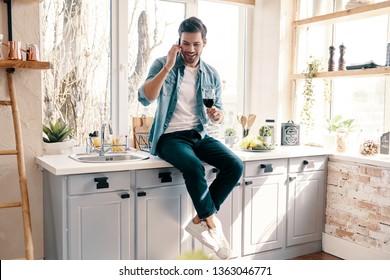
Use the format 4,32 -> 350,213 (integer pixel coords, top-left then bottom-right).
235,182 -> 241,186
303,160 -> 309,165
94,177 -> 109,189
212,168 -> 219,174
260,163 -> 273,173
158,172 -> 172,183
245,181 -> 253,185
289,176 -> 296,182
137,191 -> 146,197
120,193 -> 130,199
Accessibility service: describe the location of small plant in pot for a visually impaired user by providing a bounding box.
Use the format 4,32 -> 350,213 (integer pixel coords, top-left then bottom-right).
42,119 -> 75,155
259,125 -> 272,146
224,128 -> 238,148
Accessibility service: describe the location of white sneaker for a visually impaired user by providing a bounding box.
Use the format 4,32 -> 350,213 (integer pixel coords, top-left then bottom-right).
185,220 -> 219,252
209,218 -> 231,260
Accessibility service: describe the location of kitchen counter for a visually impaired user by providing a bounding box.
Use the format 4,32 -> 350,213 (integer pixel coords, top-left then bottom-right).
36,145 -> 329,175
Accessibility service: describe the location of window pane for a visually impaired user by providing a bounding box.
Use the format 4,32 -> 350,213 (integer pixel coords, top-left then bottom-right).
198,0 -> 246,130
128,0 -> 186,118
41,0 -> 111,145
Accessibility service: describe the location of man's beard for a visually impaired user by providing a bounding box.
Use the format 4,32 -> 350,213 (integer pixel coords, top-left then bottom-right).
182,51 -> 201,66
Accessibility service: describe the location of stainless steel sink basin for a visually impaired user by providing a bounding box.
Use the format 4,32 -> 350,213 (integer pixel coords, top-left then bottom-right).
69,152 -> 149,163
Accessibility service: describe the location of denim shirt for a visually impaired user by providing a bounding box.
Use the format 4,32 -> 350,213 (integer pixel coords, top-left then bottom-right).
138,54 -> 223,155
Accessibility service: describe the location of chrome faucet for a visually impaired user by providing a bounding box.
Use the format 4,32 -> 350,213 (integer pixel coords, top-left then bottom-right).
99,121 -> 113,156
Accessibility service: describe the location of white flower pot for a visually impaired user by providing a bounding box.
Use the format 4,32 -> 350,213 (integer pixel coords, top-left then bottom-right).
43,139 -> 76,155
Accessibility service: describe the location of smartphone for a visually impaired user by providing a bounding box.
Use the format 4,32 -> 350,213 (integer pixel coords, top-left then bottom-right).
177,37 -> 181,45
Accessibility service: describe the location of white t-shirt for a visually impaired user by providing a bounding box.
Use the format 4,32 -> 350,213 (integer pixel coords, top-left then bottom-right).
164,66 -> 200,134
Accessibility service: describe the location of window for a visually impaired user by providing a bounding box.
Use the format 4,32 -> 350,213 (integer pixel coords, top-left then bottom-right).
293,1 -> 389,145
41,0 -> 251,146
41,0 -> 111,145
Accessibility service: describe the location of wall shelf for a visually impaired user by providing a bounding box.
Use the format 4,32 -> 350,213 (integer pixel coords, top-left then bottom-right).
291,66 -> 390,80
0,60 -> 51,70
293,1 -> 390,28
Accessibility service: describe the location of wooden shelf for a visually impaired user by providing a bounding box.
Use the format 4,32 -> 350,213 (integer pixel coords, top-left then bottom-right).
293,1 -> 390,28
0,60 -> 51,70
291,66 -> 390,80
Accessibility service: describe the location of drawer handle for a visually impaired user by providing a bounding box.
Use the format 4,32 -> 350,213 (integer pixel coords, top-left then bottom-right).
137,191 -> 146,197
289,176 -> 296,182
302,160 -> 315,168
94,177 -> 109,189
212,168 -> 219,174
121,193 -> 130,199
235,182 -> 241,187
260,163 -> 273,173
245,181 -> 253,185
159,172 -> 172,183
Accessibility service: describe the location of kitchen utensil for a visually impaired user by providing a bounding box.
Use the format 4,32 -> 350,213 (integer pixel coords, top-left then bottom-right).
240,115 -> 248,138
247,114 -> 256,130
7,41 -> 22,60
26,43 -> 40,61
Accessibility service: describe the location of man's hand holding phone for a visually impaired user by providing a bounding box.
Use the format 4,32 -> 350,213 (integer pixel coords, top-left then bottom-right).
164,39 -> 181,72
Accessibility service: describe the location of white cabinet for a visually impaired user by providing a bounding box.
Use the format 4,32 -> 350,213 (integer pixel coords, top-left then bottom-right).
242,159 -> 287,256
43,171 -> 133,260
133,167 -> 192,260
287,156 -> 327,246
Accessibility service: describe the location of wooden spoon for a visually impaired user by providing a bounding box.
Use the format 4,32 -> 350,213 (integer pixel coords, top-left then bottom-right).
240,115 -> 247,129
247,114 -> 256,130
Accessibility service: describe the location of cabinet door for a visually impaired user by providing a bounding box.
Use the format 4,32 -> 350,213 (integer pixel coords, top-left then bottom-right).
287,171 -> 325,246
242,174 -> 286,256
136,185 -> 192,260
68,191 -> 131,259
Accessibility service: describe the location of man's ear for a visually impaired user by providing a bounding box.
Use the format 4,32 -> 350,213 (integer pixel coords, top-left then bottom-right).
203,38 -> 207,46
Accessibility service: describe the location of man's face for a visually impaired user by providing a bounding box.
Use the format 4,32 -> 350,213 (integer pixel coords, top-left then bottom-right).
180,31 -> 206,67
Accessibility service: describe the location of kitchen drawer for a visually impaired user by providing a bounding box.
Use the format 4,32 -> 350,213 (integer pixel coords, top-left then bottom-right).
244,159 -> 287,177
289,156 -> 327,173
135,167 -> 184,188
67,172 -> 131,195
135,165 -> 218,189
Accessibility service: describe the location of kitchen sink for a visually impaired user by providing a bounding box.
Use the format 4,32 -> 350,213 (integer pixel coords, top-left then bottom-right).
69,152 -> 149,163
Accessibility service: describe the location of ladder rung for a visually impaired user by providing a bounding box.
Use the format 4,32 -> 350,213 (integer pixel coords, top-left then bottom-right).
0,100 -> 12,106
0,201 -> 23,209
0,150 -> 18,155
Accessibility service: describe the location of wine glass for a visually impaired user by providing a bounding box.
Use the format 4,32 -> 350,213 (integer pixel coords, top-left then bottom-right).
202,88 -> 215,108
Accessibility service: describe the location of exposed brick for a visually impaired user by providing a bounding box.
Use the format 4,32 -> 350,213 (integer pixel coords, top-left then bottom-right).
357,201 -> 379,212
368,213 -> 390,224
361,167 -> 382,177
336,228 -> 354,239
359,175 -> 370,184
380,206 -> 390,216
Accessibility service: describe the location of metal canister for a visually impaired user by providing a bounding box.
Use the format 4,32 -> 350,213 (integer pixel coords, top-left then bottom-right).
281,121 -> 300,146
7,41 -> 22,60
26,43 -> 40,61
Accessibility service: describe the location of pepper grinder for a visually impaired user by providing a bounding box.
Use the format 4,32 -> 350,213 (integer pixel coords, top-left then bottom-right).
328,46 -> 335,71
338,44 -> 346,71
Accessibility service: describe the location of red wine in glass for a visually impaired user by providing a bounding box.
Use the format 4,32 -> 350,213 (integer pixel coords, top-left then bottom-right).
202,88 -> 216,108
203,98 -> 214,108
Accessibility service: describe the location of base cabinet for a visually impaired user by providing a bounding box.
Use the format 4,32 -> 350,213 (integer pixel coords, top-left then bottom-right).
43,171 -> 133,260
286,156 -> 327,247
135,184 -> 192,260
242,159 -> 287,256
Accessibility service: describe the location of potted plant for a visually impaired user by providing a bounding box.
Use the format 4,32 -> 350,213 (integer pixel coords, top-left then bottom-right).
300,56 -> 331,135
259,125 -> 272,146
324,115 -> 354,152
224,128 -> 238,148
42,119 -> 75,155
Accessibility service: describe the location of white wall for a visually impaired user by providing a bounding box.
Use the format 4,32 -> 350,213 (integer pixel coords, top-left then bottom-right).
0,0 -> 43,259
248,0 -> 293,144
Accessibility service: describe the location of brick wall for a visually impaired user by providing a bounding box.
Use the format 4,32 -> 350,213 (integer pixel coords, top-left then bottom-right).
326,160 -> 390,254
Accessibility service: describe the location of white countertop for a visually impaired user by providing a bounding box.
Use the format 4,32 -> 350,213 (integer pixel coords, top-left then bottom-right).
36,145 -> 330,176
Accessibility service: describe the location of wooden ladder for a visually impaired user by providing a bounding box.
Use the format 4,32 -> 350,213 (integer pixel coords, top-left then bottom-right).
0,69 -> 34,260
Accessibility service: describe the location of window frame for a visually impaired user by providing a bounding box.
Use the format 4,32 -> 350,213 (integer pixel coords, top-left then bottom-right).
111,0 -> 252,135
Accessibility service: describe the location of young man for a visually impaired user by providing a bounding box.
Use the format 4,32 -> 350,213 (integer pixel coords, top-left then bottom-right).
138,17 -> 243,259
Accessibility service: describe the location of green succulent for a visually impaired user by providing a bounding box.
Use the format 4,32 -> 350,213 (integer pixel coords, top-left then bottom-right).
42,119 -> 72,143
224,128 -> 237,137
259,125 -> 272,137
